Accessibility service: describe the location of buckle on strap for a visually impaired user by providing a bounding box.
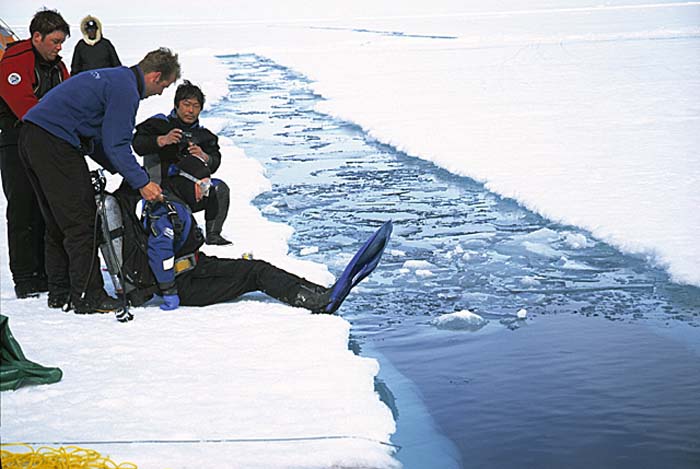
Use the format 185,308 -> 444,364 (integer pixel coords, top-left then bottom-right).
174,253 -> 197,276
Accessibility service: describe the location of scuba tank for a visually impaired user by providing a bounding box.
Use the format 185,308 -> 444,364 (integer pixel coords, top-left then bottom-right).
99,193 -> 125,293
91,170 -> 124,293
90,170 -> 125,295
91,170 -> 133,322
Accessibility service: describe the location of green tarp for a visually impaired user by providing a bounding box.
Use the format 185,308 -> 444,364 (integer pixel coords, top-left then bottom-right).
0,314 -> 62,391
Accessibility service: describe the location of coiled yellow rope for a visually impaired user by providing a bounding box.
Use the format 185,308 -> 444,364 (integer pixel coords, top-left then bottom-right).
0,443 -> 137,468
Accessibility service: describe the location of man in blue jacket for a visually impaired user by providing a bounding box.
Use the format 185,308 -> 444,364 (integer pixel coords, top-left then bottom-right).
147,155 -> 332,313
18,48 -> 180,314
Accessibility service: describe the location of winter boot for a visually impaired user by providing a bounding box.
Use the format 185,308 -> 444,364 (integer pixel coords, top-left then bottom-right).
14,282 -> 40,299
205,220 -> 232,245
48,290 -> 71,309
14,273 -> 48,299
205,182 -> 232,245
73,290 -> 124,315
289,284 -> 333,314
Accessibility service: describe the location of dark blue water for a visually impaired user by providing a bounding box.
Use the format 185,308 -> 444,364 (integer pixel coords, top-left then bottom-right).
210,54 -> 700,469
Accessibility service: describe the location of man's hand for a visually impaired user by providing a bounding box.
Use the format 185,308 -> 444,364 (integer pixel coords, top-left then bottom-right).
187,142 -> 209,162
157,128 -> 183,147
139,181 -> 163,201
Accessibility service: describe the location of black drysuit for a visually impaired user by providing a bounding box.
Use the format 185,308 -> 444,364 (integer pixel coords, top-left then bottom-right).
145,191 -> 329,311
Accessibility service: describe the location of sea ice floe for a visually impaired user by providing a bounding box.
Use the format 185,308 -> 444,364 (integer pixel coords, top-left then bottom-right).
430,310 -> 488,331
516,308 -> 528,319
489,252 -> 511,262
557,256 -> 594,270
563,232 -> 594,249
300,246 -> 319,256
402,260 -> 436,270
445,245 -> 464,260
522,241 -> 560,258
520,276 -> 541,286
518,228 -> 560,243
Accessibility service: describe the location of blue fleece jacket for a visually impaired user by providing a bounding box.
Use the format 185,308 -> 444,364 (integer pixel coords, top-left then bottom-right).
23,66 -> 150,190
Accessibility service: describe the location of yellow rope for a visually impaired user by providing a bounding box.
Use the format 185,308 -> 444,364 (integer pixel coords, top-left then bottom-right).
0,443 -> 137,468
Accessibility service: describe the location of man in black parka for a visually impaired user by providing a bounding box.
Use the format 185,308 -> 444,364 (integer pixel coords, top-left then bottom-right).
70,15 -> 120,74
132,80 -> 232,245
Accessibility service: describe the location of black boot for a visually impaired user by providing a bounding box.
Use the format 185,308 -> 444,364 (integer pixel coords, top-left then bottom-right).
73,290 -> 124,315
48,290 -> 71,309
14,281 -> 40,299
205,220 -> 232,245
14,273 -> 48,299
289,284 -> 332,314
205,183 -> 232,245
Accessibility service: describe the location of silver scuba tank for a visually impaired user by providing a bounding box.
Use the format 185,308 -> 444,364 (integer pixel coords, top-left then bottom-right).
96,192 -> 125,294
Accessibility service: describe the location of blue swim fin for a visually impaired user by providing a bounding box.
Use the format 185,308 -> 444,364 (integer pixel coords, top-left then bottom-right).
324,220 -> 393,314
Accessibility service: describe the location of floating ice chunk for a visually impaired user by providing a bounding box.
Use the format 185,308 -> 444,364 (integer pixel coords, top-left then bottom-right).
520,276 -> 540,286
523,241 -> 560,258
564,232 -> 594,249
402,260 -> 435,270
490,252 -> 511,262
299,246 -> 319,256
431,310 -> 488,331
445,245 -> 465,260
518,228 -> 560,243
557,256 -> 594,270
516,308 -> 528,319
415,269 -> 434,278
390,249 -> 406,257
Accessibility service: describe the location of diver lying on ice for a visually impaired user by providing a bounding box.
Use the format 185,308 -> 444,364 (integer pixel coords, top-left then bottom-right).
98,153 -> 391,318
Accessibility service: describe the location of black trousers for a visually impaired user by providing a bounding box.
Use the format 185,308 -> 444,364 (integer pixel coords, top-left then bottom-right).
18,123 -> 104,299
0,128 -> 46,286
176,254 -> 321,307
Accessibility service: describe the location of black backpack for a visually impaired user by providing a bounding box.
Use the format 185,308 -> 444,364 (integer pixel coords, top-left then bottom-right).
101,182 -> 160,307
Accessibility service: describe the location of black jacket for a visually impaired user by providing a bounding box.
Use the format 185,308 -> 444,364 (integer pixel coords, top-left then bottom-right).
132,111 -> 222,181
71,38 -> 121,74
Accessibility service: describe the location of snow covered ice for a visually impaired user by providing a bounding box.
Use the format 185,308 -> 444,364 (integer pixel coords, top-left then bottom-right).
0,304 -> 398,468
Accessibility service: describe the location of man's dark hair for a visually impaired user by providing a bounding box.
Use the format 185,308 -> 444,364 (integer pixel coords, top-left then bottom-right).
174,80 -> 206,108
29,8 -> 70,38
138,48 -> 181,81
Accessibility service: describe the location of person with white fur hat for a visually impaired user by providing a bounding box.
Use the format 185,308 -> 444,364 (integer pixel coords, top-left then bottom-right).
70,15 -> 120,74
